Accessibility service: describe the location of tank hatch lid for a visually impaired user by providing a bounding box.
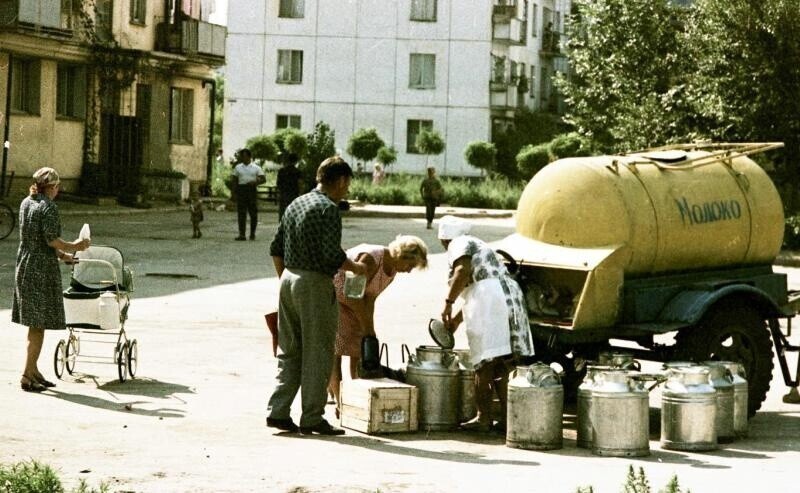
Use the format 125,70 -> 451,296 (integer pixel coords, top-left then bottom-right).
495,234 -> 622,271
637,150 -> 688,163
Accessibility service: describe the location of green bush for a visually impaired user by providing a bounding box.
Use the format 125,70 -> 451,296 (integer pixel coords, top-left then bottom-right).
376,146 -> 398,167
516,143 -> 552,178
785,216 -> 800,249
0,460 -> 108,493
550,132 -> 593,159
210,159 -> 232,198
246,134 -> 278,163
463,141 -> 497,174
348,128 -> 386,164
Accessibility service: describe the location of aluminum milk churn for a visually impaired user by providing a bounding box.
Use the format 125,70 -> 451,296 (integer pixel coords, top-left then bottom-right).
591,369 -> 650,457
506,363 -> 563,450
719,361 -> 748,438
577,364 -> 612,449
405,345 -> 460,431
661,366 -> 718,451
705,361 -> 735,443
453,349 -> 477,423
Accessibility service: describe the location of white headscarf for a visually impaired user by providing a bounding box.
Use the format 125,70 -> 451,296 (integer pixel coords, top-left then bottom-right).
437,215 -> 471,240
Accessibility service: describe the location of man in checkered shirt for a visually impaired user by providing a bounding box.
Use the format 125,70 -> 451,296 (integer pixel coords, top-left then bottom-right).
266,156 -> 367,436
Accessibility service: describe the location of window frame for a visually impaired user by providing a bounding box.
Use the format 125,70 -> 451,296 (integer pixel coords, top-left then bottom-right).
276,49 -> 304,84
278,0 -> 305,19
129,0 -> 146,25
406,119 -> 433,154
410,0 -> 437,22
276,114 -> 302,130
169,87 -> 194,145
56,64 -> 87,119
10,58 -> 40,115
409,53 -> 436,90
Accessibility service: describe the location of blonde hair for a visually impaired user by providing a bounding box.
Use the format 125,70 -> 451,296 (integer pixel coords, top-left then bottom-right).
30,167 -> 60,195
388,235 -> 428,269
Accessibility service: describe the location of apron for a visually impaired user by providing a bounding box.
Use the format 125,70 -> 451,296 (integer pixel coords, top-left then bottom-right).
462,277 -> 512,368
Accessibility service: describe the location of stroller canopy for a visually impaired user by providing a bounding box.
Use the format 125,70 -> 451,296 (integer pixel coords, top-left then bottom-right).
71,246 -> 131,292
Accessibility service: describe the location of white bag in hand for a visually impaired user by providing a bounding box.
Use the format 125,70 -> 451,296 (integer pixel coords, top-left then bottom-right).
79,223 -> 91,241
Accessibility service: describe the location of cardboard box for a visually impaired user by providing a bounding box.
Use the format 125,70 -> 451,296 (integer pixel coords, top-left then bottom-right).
340,378 -> 418,434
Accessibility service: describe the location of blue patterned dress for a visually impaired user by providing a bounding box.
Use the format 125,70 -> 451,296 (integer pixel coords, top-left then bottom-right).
12,194 -> 66,330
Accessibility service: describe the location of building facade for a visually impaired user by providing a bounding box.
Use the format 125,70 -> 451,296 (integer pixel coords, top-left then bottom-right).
224,0 -> 568,176
0,0 -> 225,202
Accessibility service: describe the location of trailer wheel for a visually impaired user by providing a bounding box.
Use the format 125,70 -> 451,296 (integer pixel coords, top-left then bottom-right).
675,303 -> 773,417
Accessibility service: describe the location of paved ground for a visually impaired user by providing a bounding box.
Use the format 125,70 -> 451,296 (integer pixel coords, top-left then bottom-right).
1,202 -> 799,492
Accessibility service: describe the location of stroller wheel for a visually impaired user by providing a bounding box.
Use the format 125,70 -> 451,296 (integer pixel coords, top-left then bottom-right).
115,342 -> 128,383
65,337 -> 78,375
54,340 -> 66,379
127,339 -> 138,378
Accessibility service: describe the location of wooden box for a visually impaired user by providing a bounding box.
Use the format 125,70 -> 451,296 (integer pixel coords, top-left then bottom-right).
339,378 -> 418,434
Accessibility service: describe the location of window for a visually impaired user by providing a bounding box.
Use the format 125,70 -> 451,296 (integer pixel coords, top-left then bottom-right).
277,50 -> 303,84
406,119 -> 433,154
491,55 -> 507,84
410,0 -> 436,21
529,65 -> 536,96
276,114 -> 301,129
170,88 -> 194,143
279,0 -> 304,18
56,65 -> 86,118
130,0 -> 146,24
10,59 -> 40,114
531,3 -> 537,37
409,54 -> 435,89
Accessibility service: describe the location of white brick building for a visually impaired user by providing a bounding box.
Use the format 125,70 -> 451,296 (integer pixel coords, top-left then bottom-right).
224,0 -> 569,176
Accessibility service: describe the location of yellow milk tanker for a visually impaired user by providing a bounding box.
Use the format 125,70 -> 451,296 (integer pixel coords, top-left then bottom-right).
497,143 -> 800,416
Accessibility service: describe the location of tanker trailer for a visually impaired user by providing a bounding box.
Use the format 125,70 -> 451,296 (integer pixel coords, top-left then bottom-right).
496,142 -> 800,416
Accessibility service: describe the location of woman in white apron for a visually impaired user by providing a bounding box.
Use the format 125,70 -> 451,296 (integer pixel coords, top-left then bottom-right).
439,216 -> 534,432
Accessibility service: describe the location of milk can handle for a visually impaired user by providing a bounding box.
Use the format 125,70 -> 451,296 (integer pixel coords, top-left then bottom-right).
442,351 -> 455,367
630,360 -> 642,372
401,344 -> 412,364
380,342 -> 389,366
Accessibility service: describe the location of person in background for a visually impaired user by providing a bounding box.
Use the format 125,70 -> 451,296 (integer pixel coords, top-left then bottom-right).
12,167 -> 91,392
267,156 -> 367,436
276,154 -> 302,220
190,193 -> 204,239
438,216 -> 534,432
328,235 -> 429,414
231,148 -> 265,241
420,166 -> 444,229
372,163 -> 386,186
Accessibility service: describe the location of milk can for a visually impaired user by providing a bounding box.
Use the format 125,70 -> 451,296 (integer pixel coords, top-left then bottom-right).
506,363 -> 563,450
98,292 -> 119,330
598,351 -> 640,370
705,361 -> 735,443
719,361 -> 748,437
454,349 -> 477,423
660,366 -> 718,451
404,345 -> 460,431
576,364 -> 613,449
663,361 -> 697,370
591,369 -> 650,457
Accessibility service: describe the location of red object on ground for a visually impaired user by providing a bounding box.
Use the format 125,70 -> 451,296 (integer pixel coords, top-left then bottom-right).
265,312 -> 278,356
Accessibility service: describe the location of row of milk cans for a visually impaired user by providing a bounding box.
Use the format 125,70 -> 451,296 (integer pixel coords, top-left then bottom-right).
508,353 -> 748,456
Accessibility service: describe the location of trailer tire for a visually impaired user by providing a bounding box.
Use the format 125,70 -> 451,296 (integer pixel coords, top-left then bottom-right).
675,303 -> 773,417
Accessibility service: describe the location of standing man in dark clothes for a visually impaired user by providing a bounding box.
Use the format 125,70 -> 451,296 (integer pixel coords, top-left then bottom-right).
231,148 -> 266,241
276,154 -> 302,220
267,156 -> 367,436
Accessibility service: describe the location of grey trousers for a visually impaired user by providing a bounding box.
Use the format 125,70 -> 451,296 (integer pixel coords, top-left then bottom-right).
267,268 -> 338,427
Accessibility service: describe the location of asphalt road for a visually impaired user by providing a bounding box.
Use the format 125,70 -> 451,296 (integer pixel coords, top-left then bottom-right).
1,208 -> 800,492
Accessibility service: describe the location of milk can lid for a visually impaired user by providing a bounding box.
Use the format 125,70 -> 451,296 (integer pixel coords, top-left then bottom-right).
428,319 -> 454,350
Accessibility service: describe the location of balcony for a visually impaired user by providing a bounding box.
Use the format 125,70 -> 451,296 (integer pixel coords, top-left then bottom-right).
539,29 -> 563,57
492,1 -> 517,20
493,17 -> 525,45
156,19 -> 226,59
490,84 -> 524,110
0,0 -> 72,36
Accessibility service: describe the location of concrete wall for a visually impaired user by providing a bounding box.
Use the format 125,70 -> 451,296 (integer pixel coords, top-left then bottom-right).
169,77 -> 212,182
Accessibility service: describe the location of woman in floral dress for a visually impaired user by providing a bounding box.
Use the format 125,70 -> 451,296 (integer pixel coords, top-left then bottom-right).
438,216 -> 534,432
12,168 -> 90,392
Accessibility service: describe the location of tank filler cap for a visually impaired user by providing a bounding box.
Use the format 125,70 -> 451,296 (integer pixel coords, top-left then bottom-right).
639,150 -> 688,164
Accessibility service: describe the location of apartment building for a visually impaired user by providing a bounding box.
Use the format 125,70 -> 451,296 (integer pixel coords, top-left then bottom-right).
0,0 -> 225,201
224,0 -> 569,176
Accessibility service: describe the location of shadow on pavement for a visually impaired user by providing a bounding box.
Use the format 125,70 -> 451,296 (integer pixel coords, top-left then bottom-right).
42,388 -> 186,418
309,435 -> 541,466
98,377 -> 195,400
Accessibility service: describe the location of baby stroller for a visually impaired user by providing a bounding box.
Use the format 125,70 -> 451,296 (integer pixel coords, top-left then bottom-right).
54,246 -> 138,383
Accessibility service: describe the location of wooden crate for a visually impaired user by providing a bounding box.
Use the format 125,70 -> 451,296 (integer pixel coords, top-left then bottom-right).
339,378 -> 418,434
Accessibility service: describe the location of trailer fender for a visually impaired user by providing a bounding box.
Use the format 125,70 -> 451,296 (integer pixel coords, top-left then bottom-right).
658,284 -> 784,325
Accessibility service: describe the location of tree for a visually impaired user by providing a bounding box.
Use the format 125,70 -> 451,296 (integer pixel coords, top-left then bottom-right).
687,0 -> 800,209
464,141 -> 497,175
493,109 -> 565,180
272,128 -> 308,164
516,143 -> 551,178
347,128 -> 385,170
245,134 -> 278,164
376,146 -> 397,167
559,0 -> 693,151
415,129 -> 445,169
305,122 -> 337,189
549,132 -> 593,159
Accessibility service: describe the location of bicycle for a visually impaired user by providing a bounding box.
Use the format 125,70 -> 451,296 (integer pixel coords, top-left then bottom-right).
1,171 -> 16,240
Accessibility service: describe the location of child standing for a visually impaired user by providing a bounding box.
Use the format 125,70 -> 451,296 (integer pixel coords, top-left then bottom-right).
190,195 -> 204,238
